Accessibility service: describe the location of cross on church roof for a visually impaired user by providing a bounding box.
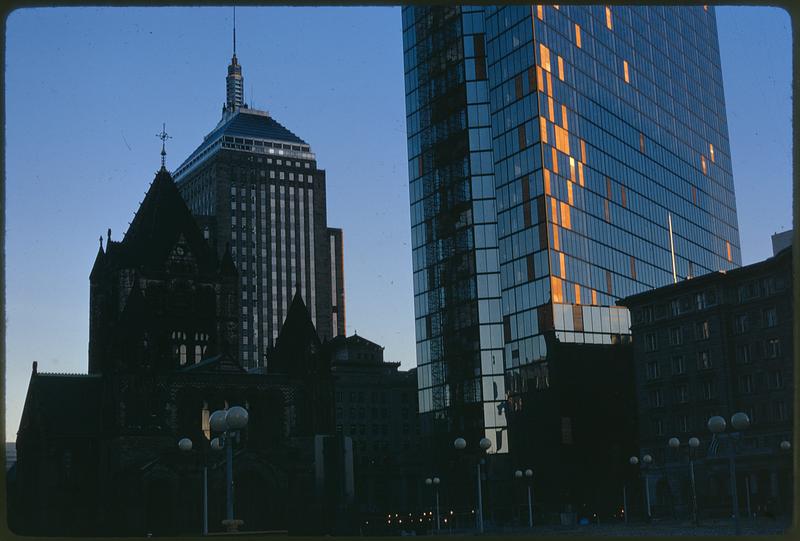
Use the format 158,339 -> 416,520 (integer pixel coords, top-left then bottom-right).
156,123 -> 172,168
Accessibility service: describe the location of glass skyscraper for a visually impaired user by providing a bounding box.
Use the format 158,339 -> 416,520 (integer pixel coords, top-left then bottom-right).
403,5 -> 740,452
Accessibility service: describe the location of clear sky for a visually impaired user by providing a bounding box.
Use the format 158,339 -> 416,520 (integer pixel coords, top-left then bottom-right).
4,6 -> 792,442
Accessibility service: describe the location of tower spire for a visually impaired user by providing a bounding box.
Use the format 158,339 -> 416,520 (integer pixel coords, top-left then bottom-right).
225,5 -> 244,112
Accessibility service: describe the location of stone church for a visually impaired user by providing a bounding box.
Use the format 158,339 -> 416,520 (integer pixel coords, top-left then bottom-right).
13,166 -> 350,536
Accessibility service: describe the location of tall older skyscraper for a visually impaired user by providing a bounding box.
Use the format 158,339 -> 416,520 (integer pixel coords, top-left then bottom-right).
403,5 -> 740,456
174,41 -> 346,369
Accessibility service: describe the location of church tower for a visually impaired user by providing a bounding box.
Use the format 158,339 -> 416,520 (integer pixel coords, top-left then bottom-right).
88,162 -> 239,376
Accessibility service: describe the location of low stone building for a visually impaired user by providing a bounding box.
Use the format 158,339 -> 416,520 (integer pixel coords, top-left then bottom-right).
13,167 -> 348,536
329,334 -> 424,524
618,246 -> 793,519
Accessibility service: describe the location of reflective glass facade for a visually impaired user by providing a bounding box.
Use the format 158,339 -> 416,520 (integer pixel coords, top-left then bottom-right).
404,6 -> 507,451
403,5 -> 740,449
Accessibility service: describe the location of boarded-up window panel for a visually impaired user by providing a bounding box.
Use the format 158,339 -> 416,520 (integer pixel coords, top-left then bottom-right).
528,67 -> 536,93
538,303 -> 554,332
474,34 -> 485,57
527,254 -> 536,280
539,222 -> 548,250
537,196 -> 546,221
475,56 -> 487,80
524,200 -> 532,228
573,304 -> 584,331
515,75 -> 524,100
522,174 -> 530,201
560,202 -> 571,229
518,124 -> 527,149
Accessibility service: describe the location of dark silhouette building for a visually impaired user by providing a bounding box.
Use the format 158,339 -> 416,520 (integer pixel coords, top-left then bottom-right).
13,166 -> 346,536
329,334 -> 423,522
619,246 -> 793,519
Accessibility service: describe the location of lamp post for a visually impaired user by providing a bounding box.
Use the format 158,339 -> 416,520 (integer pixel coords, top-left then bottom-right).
629,454 -> 653,521
454,436 -> 492,533
514,469 -> 534,528
667,436 -> 700,525
707,412 -> 749,536
178,437 -> 209,535
425,477 -> 441,532
210,406 -> 249,533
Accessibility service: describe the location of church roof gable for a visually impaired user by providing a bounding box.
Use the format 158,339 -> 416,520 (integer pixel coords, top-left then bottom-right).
114,167 -> 218,274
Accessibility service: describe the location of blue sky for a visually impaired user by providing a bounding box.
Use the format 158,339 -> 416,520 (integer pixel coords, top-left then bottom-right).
4,6 -> 792,441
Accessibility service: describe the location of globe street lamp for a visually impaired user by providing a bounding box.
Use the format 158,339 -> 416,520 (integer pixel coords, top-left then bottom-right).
178,437 -> 210,535
629,454 -> 653,521
514,468 -> 534,528
454,437 -> 492,533
667,436 -> 700,525
210,406 -> 249,532
780,440 -> 791,451
707,412 -> 749,536
425,477 -> 441,532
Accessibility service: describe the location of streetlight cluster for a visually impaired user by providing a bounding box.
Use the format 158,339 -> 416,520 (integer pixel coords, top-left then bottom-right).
514,468 -> 534,528
424,476 -> 441,532
626,412 -> 791,532
453,436 -> 492,533
178,405 -> 249,535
